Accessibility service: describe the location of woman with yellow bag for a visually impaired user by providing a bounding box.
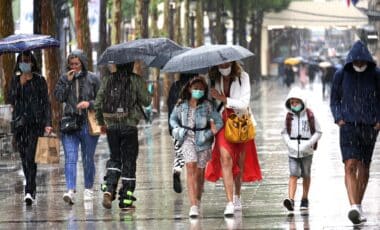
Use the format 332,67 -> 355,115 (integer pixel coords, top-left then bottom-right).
205,61 -> 262,217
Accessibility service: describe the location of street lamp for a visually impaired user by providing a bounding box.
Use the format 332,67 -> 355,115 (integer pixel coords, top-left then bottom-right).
189,0 -> 197,47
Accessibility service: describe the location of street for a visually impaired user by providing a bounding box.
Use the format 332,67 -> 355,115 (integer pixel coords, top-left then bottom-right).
0,78 -> 379,229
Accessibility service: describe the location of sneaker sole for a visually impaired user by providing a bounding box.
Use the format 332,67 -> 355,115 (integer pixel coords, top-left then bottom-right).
25,198 -> 33,206
102,193 -> 113,209
189,213 -> 199,218
348,209 -> 361,225
224,213 -> 234,218
63,196 -> 74,205
120,205 -> 136,211
283,199 -> 294,211
173,172 -> 182,193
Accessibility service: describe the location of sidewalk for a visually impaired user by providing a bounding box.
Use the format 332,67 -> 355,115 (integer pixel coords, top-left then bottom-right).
0,79 -> 379,229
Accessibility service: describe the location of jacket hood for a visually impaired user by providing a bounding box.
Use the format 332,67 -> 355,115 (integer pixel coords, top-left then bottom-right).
344,40 -> 376,71
285,87 -> 307,113
67,49 -> 88,71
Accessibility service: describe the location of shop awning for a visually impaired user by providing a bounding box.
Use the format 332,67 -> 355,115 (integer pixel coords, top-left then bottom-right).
263,1 -> 368,28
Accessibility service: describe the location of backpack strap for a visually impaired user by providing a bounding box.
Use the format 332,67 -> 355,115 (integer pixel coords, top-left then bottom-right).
305,108 -> 318,150
285,112 -> 293,135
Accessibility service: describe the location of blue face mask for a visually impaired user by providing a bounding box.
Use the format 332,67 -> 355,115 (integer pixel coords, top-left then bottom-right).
19,62 -> 32,73
191,90 -> 205,99
291,104 -> 303,113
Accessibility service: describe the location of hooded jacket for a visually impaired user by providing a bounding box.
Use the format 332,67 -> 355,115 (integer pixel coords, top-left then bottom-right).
54,50 -> 101,121
281,87 -> 322,158
330,40 -> 380,125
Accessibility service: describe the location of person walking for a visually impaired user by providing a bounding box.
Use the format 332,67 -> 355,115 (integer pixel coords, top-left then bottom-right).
169,76 -> 223,218
205,61 -> 262,217
281,87 -> 322,212
54,49 -> 101,205
95,62 -> 152,211
330,40 -> 380,225
167,73 -> 196,193
8,51 -> 52,205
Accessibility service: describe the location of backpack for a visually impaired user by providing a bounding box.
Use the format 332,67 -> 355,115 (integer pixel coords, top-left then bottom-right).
286,108 -> 318,150
102,74 -> 133,113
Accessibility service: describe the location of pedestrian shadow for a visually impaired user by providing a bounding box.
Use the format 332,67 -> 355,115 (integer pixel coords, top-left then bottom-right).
224,211 -> 243,230
286,210 -> 309,230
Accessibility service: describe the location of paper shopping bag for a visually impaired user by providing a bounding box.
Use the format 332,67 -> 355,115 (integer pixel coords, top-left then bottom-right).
35,135 -> 60,164
87,110 -> 101,136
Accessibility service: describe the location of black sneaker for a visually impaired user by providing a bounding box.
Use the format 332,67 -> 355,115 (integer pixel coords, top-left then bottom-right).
173,172 -> 182,193
300,198 -> 309,210
348,208 -> 362,225
283,198 -> 294,211
119,191 -> 137,211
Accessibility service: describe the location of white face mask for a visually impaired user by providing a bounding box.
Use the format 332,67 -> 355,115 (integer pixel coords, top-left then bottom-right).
218,66 -> 232,76
353,64 -> 367,72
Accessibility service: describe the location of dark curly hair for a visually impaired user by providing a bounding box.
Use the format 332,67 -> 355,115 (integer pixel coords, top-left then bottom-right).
178,76 -> 209,105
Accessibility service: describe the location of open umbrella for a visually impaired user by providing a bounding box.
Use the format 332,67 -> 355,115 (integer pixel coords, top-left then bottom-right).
0,34 -> 60,54
97,38 -> 185,67
161,44 -> 254,73
284,57 -> 301,66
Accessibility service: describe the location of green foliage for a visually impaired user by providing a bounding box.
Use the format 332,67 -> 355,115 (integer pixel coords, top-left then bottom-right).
121,0 -> 136,20
248,0 -> 291,12
0,91 -> 4,104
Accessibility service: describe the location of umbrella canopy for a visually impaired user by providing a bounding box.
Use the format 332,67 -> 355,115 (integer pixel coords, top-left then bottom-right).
284,57 -> 301,65
0,34 -> 60,54
161,44 -> 254,73
97,38 -> 185,67
319,61 -> 332,68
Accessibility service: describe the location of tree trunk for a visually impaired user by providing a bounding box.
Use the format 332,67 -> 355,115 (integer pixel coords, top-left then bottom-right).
195,0 -> 204,47
150,0 -> 160,37
249,10 -> 263,84
111,0 -> 122,45
183,0 -> 189,46
150,0 -> 160,113
41,0 -> 62,132
73,0 -> 93,71
134,0 -> 150,77
175,0 -> 182,44
238,0 -> 248,47
34,0 -> 42,65
98,0 -> 108,76
232,0 -> 238,44
0,0 -> 15,103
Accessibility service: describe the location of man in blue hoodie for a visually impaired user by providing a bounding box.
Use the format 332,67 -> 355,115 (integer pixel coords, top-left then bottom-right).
330,40 -> 380,225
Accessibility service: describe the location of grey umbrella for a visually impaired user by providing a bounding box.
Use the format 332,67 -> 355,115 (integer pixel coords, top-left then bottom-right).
97,38 -> 185,67
161,44 -> 254,73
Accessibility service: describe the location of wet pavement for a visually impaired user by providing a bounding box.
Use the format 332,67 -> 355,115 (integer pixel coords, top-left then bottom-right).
0,78 -> 379,229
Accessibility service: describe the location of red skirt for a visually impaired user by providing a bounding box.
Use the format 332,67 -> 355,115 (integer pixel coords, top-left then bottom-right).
205,109 -> 262,182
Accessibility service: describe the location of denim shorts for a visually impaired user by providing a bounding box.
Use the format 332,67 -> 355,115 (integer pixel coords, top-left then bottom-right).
340,123 -> 378,165
289,155 -> 313,178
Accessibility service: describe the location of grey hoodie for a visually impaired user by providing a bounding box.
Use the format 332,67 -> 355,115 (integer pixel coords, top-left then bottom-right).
281,87 -> 322,158
54,50 -> 101,120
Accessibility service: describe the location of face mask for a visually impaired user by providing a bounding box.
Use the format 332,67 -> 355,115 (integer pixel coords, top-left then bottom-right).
191,90 -> 205,100
218,66 -> 231,76
353,64 -> 367,72
19,62 -> 31,73
291,104 -> 303,113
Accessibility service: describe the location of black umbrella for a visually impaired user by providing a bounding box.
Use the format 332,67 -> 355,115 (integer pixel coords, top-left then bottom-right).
161,44 -> 254,73
97,38 -> 185,67
0,34 -> 60,54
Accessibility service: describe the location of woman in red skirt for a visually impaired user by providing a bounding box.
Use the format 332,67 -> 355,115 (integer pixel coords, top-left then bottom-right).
206,61 -> 262,217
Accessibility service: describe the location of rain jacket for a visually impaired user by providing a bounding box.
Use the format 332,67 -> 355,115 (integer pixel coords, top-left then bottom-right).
330,40 -> 380,125
281,88 -> 322,158
94,73 -> 151,127
169,100 -> 223,152
8,73 -> 51,128
54,50 -> 101,121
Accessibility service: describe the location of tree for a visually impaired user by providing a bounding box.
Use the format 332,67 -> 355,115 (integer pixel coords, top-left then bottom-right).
73,0 -> 93,71
98,0 -> 108,76
195,0 -> 204,47
134,0 -> 150,77
248,0 -> 291,83
0,0 -> 15,103
41,0 -> 62,131
111,0 -> 122,44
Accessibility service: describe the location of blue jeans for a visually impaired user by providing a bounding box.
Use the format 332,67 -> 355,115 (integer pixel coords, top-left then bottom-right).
61,122 -> 99,190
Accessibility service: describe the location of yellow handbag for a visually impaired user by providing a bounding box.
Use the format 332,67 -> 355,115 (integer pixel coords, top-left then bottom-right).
225,112 -> 255,144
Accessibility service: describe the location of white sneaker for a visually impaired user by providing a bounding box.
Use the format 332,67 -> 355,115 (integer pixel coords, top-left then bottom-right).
63,190 -> 75,205
224,202 -> 235,217
189,205 -> 199,218
233,195 -> 242,211
359,207 -> 367,222
348,207 -> 362,225
83,189 -> 94,201
24,193 -> 34,206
